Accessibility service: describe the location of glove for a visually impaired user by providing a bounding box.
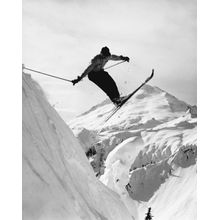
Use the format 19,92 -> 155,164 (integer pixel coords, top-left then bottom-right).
71,76 -> 82,85
120,56 -> 130,62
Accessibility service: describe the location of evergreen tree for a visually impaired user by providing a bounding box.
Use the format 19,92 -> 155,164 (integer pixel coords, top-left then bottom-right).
145,207 -> 153,220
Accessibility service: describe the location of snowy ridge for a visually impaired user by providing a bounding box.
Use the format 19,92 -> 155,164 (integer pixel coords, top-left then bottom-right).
22,73 -> 133,220
69,84 -> 193,151
69,83 -> 197,220
69,84 -> 189,133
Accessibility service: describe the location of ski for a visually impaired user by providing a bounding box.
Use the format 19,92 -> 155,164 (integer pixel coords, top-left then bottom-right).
104,69 -> 154,123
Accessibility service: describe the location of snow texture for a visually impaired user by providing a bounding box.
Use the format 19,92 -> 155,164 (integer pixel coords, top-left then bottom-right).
69,83 -> 197,220
22,73 -> 134,220
22,71 -> 196,220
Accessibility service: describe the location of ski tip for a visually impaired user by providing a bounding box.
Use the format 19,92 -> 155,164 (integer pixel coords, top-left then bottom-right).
150,69 -> 154,78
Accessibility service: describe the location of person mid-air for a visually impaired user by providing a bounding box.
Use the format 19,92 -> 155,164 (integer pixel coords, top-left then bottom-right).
72,46 -> 129,106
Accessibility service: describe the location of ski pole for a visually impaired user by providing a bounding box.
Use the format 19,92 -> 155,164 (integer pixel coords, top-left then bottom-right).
104,60 -> 126,70
23,60 -> 126,83
23,66 -> 72,82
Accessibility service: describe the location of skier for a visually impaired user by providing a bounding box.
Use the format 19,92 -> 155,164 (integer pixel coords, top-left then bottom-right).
71,46 -> 130,106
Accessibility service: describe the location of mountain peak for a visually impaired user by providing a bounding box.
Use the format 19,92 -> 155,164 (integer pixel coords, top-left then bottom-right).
70,84 -> 189,132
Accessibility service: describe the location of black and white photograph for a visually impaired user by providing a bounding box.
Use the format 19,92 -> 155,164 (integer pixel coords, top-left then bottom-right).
22,0 -> 197,219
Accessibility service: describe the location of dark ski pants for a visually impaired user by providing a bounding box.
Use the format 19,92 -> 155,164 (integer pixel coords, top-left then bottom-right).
88,70 -> 120,102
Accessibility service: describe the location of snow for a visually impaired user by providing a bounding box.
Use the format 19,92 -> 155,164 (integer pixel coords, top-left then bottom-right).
22,73 -> 133,220
98,125 -> 196,219
23,72 -> 197,220
69,83 -> 197,220
138,166 -> 196,220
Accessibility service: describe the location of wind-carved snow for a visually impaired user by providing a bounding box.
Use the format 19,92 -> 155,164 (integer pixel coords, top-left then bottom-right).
69,83 -> 197,220
22,73 -> 134,220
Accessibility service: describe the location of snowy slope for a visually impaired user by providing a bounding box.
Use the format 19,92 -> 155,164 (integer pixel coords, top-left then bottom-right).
68,84 -> 194,161
69,84 -> 197,220
69,84 -> 189,144
22,73 -> 134,220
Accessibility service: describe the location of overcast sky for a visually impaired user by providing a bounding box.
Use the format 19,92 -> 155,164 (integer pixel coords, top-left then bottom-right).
23,0 -> 196,121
